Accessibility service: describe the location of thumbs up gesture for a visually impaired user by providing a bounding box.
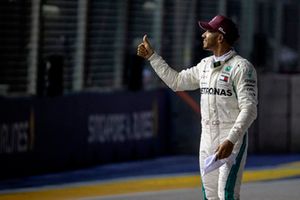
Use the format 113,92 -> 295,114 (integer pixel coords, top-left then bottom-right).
137,35 -> 154,59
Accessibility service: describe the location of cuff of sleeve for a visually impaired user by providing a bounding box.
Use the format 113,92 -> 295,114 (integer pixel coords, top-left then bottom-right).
148,52 -> 158,61
226,129 -> 240,144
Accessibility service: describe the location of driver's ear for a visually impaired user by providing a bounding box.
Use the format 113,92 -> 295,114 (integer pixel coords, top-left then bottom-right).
218,34 -> 225,43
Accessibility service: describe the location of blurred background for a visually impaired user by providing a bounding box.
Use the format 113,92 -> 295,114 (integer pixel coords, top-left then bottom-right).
0,0 -> 300,180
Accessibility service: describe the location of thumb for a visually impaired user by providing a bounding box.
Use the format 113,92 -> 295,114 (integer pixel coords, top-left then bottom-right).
143,35 -> 152,49
215,145 -> 220,153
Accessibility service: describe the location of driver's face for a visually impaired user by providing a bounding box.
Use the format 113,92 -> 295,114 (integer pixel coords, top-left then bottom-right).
202,30 -> 220,51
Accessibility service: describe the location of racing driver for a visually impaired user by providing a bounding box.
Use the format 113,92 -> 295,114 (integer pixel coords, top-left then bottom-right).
137,15 -> 258,200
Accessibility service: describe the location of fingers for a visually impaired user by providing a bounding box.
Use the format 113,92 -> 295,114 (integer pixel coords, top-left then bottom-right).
215,140 -> 234,160
216,148 -> 231,160
215,145 -> 221,160
137,43 -> 149,59
215,145 -> 227,160
216,151 -> 224,160
216,150 -> 224,160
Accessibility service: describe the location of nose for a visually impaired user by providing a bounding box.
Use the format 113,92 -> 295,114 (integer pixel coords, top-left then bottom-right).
202,31 -> 207,38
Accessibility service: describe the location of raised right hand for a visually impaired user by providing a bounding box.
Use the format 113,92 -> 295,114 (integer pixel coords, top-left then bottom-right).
137,35 -> 154,59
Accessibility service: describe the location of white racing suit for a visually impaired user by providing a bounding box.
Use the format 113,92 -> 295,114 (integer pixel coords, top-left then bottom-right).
148,51 -> 257,200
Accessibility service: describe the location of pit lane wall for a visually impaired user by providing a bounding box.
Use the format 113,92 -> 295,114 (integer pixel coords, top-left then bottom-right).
1,74 -> 300,179
0,89 -> 170,179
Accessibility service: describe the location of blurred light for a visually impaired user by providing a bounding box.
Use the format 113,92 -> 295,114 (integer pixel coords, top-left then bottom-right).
143,1 -> 156,11
42,5 -> 60,17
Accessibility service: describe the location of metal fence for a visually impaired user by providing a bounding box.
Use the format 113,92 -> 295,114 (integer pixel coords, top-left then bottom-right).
1,0 -> 300,96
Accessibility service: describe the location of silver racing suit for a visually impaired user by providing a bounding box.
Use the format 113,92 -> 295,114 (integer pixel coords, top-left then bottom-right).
148,50 -> 257,200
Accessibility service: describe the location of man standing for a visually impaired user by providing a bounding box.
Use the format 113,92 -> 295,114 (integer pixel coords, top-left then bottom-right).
137,15 -> 257,200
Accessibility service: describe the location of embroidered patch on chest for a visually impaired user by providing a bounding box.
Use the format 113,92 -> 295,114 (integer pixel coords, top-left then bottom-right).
224,66 -> 232,72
